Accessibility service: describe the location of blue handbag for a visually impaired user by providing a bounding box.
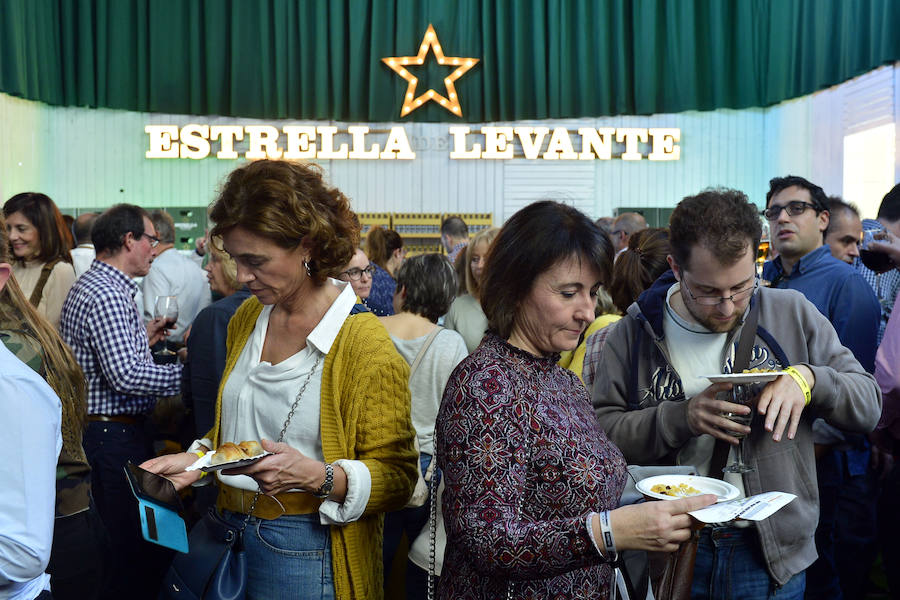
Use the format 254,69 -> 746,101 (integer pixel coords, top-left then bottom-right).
160,508 -> 247,600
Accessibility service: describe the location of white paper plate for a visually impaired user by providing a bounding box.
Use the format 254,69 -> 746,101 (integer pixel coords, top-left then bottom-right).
636,475 -> 740,502
185,450 -> 272,473
701,371 -> 787,384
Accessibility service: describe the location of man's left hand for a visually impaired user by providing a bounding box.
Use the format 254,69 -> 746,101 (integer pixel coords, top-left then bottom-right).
756,365 -> 815,442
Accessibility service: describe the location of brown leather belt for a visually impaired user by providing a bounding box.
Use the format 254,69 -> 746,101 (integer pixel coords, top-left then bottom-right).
217,484 -> 321,520
88,414 -> 143,425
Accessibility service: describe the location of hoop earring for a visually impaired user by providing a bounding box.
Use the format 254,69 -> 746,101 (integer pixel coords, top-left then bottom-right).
304,261 -> 311,277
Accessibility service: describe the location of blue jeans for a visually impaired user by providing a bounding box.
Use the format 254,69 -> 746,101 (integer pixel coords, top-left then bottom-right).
83,421 -> 169,600
221,510 -> 334,600
691,527 -> 805,599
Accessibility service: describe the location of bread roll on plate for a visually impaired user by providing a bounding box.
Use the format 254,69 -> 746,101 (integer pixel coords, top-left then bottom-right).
210,442 -> 248,466
238,440 -> 264,457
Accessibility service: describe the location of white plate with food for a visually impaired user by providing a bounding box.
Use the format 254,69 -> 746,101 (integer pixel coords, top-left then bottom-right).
700,371 -> 787,384
185,441 -> 271,473
636,475 -> 740,502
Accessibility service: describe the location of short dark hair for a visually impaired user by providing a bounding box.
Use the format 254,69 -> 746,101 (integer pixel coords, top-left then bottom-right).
3,192 -> 73,263
823,196 -> 860,238
73,212 -> 98,245
150,210 -> 175,244
395,253 -> 458,323
669,188 -> 761,270
877,183 -> 900,223
766,175 -> 828,212
481,201 -> 613,339
441,216 -> 468,239
92,204 -> 149,255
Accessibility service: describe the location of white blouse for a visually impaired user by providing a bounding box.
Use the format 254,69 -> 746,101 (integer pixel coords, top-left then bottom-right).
208,280 -> 372,524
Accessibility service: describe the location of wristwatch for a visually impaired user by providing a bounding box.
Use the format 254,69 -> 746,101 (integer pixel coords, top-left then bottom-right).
313,463 -> 334,499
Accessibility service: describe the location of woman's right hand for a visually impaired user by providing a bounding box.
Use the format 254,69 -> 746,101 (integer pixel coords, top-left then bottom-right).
140,452 -> 203,491
604,494 -> 716,553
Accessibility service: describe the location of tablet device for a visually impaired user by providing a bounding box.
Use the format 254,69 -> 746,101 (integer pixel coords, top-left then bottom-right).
124,462 -> 188,553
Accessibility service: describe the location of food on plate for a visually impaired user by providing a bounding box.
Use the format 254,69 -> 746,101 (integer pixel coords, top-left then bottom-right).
650,482 -> 703,497
238,440 -> 264,457
742,368 -> 777,373
209,440 -> 263,466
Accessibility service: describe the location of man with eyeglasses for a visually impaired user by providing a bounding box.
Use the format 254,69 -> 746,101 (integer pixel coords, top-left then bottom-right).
761,175 -> 881,600
60,204 -> 182,600
593,188 -> 880,600
611,211 -> 648,258
335,247 -> 375,303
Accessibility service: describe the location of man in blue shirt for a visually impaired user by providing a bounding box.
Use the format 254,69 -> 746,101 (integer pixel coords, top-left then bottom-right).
762,175 -> 880,600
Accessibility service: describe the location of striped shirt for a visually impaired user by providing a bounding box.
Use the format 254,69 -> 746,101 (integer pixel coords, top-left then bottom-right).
60,259 -> 181,415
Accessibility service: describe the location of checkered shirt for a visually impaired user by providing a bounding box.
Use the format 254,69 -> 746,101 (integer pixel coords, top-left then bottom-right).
856,218 -> 900,345
60,260 -> 181,415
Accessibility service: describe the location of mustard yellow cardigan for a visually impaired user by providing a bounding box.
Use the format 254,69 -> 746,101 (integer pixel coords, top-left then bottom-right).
206,297 -> 418,599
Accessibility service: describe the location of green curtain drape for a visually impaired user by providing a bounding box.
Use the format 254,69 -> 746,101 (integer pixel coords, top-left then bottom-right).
1,0 -> 898,122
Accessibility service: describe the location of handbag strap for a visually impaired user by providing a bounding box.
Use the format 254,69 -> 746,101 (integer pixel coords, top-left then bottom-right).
409,326 -> 442,379
28,259 -> 60,308
709,296 -> 759,479
240,352 -> 323,529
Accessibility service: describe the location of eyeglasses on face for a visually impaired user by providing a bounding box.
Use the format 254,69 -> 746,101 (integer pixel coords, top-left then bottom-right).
762,201 -> 819,221
682,276 -> 759,306
142,233 -> 160,248
339,264 -> 376,281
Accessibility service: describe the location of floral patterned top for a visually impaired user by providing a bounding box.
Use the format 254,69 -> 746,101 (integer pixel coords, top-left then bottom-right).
436,333 -> 628,599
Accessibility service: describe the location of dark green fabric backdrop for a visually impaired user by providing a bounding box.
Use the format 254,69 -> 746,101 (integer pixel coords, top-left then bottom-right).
1,0 -> 898,121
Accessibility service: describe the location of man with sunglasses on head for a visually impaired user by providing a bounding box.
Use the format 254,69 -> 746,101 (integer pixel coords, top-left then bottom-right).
762,175 -> 880,600
593,188 -> 880,600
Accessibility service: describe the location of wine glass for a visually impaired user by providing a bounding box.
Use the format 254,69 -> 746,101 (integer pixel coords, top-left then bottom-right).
153,295 -> 179,356
722,384 -> 755,473
860,225 -> 893,309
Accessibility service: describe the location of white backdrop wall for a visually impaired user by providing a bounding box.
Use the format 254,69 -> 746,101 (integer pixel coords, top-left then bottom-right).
1,63 -> 897,224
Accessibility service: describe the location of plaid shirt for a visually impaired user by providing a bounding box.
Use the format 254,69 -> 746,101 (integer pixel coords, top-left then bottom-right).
856,218 -> 900,345
60,260 -> 181,415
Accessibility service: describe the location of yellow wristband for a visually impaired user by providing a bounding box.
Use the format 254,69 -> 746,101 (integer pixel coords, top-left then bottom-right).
784,366 -> 811,406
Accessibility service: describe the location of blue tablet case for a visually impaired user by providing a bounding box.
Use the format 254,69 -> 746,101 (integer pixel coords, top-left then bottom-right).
124,466 -> 189,553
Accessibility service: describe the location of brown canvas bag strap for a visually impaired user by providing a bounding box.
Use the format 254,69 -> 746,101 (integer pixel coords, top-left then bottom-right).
28,259 -> 60,308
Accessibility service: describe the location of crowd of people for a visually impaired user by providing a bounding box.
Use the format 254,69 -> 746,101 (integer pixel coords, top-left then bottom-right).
4,159 -> 900,600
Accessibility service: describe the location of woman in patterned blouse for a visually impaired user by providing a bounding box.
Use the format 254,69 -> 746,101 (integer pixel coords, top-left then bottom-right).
435,201 -> 714,599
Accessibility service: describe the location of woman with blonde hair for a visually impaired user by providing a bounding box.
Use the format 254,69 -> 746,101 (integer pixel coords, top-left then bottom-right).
3,192 -> 77,328
144,160 -> 417,600
0,212 -> 107,599
365,226 -> 404,316
444,227 -> 499,353
183,242 -> 252,438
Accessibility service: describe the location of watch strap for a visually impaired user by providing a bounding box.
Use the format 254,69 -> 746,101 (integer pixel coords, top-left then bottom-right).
313,462 -> 334,499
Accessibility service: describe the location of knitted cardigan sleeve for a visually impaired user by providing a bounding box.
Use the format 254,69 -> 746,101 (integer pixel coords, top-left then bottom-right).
321,311 -> 418,515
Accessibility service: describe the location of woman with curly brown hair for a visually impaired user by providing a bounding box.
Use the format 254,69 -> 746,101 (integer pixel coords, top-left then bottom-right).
144,160 -> 418,600
3,192 -> 77,329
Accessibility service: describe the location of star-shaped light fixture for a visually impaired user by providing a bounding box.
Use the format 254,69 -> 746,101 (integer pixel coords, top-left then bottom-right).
382,24 -> 479,118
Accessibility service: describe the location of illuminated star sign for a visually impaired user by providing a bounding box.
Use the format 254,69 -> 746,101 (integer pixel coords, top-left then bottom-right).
382,24 -> 479,118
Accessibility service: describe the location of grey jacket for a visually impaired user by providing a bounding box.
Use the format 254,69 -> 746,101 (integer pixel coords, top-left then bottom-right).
591,273 -> 881,586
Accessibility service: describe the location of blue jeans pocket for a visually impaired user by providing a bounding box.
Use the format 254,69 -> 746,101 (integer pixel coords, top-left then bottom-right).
254,515 -> 329,557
